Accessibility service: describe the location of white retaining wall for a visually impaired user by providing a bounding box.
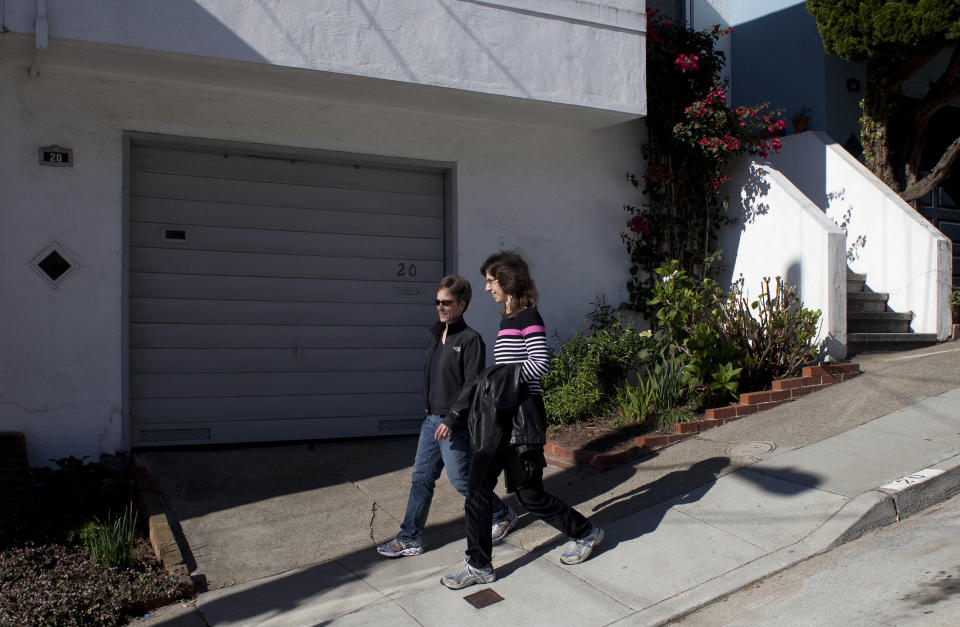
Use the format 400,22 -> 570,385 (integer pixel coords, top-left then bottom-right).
719,161 -> 847,358
765,132 -> 952,340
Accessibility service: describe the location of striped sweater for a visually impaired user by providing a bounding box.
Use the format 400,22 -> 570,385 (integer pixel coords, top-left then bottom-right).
494,307 -> 550,393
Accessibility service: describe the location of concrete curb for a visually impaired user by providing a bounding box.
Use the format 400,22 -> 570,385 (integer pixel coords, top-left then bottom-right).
132,456 -> 196,595
636,451 -> 960,625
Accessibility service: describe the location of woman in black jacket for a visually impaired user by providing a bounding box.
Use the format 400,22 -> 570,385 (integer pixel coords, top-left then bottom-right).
377,275 -> 517,558
441,252 -> 604,590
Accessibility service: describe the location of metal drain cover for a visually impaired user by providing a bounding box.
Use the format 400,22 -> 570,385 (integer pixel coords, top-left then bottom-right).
726,441 -> 776,458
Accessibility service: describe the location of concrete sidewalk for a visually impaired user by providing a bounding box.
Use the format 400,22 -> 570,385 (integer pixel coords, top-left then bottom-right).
136,343 -> 960,626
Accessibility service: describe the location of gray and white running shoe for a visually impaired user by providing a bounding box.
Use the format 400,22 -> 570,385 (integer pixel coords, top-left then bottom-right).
440,558 -> 496,589
376,536 -> 423,558
560,526 -> 604,565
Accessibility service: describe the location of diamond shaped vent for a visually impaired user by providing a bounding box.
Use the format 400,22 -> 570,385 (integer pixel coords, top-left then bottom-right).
31,243 -> 77,287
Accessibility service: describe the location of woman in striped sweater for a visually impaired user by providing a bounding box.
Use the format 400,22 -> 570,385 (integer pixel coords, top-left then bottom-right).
441,251 -> 604,590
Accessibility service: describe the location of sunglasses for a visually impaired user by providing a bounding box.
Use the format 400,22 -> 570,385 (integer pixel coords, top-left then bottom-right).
435,299 -> 459,307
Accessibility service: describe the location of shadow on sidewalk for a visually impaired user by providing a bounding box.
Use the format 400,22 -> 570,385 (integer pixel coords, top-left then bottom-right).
144,440 -> 824,625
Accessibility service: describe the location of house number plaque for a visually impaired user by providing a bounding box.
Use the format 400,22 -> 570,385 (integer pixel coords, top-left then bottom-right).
39,145 -> 73,167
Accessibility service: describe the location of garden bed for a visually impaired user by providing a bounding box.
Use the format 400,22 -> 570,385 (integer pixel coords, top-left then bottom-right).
0,453 -> 194,625
544,362 -> 861,470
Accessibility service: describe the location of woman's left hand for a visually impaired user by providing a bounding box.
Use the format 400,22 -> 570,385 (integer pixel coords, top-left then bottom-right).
434,423 -> 452,440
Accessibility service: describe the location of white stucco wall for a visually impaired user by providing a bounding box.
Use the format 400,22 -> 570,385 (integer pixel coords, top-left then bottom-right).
764,132 -> 952,340
1,0 -> 646,115
0,58 -> 643,465
719,161 -> 846,358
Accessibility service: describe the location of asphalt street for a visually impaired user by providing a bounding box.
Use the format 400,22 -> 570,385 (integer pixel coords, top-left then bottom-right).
674,490 -> 960,626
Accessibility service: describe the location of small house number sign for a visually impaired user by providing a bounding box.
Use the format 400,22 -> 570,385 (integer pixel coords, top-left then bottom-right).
39,145 -> 73,167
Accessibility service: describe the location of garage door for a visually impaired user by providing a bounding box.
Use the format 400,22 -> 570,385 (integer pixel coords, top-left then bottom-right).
129,143 -> 445,446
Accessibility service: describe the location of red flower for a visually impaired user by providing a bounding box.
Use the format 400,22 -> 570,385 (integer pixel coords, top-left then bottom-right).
627,216 -> 652,237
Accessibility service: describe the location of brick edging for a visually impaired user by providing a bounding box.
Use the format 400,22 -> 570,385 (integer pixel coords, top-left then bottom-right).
131,463 -> 196,598
545,362 -> 861,470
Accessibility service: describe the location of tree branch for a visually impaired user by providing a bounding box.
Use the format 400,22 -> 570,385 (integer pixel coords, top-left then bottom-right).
901,134 -> 960,202
903,45 -> 960,188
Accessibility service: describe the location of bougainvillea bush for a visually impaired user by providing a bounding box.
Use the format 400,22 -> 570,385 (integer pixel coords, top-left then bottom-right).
624,10 -> 785,314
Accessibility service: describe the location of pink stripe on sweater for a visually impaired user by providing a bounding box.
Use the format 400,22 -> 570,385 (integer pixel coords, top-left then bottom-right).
498,328 -> 523,336
521,325 -> 546,335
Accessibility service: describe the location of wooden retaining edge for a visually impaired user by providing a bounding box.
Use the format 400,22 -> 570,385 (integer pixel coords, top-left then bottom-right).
131,463 -> 196,598
545,361 -> 861,471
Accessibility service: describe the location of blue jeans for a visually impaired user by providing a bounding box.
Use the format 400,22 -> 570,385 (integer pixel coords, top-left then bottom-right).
398,414 -> 508,541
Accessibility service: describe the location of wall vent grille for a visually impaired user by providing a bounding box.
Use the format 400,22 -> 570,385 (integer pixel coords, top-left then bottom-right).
378,419 -> 421,433
138,428 -> 212,443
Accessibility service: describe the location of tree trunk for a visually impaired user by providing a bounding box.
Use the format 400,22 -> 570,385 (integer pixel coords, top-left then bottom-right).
861,71 -> 900,191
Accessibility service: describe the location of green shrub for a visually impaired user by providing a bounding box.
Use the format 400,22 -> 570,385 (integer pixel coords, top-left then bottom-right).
615,377 -> 654,423
19,454 -> 132,547
543,354 -> 604,425
542,305 -> 651,425
717,277 -> 821,392
74,502 -> 138,569
655,408 -> 696,432
648,355 -> 690,411
952,287 -> 960,324
648,259 -> 821,397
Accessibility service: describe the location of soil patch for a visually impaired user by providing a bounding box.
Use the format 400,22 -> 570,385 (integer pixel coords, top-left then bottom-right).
547,411 -> 707,454
548,416 -> 655,454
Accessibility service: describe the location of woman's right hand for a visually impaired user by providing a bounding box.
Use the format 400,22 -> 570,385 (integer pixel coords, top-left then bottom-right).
434,423 -> 452,440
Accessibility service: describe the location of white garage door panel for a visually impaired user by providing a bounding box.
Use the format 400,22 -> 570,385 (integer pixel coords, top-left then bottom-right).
131,392 -> 422,422
130,142 -> 445,445
132,147 -> 443,197
136,417 -> 411,445
129,223 -> 441,260
131,348 -> 425,373
131,176 -> 443,219
131,298 -> 434,325
131,195 -> 443,237
131,249 -> 445,281
132,371 -> 421,398
130,274 -> 438,304
130,323 -> 428,349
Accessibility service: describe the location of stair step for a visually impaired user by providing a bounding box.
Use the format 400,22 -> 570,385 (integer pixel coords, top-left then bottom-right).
846,271 -> 867,293
847,312 -> 913,333
847,333 -> 938,354
847,292 -> 889,312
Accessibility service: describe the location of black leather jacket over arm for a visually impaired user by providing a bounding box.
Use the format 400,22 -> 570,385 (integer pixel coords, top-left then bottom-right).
467,363 -> 547,456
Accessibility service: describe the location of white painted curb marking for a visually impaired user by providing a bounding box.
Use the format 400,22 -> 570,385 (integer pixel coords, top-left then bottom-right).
881,468 -> 945,492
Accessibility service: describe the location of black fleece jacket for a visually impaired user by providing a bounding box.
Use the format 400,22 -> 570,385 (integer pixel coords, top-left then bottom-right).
423,317 -> 486,430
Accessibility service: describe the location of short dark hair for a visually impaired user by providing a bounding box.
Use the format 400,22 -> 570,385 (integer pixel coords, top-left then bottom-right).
480,251 -> 538,317
438,275 -> 472,312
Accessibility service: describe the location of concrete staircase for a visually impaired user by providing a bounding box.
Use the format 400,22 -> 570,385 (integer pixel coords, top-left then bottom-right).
846,271 -> 938,354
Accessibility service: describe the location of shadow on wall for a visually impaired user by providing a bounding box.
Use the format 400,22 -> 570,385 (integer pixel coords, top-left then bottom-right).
730,3 -> 827,140
827,190 -> 868,262
717,161 -> 771,289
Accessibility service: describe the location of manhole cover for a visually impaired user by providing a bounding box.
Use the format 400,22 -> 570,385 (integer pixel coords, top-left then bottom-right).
726,441 -> 776,457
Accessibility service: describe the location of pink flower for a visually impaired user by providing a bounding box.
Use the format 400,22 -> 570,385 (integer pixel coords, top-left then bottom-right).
674,53 -> 700,72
